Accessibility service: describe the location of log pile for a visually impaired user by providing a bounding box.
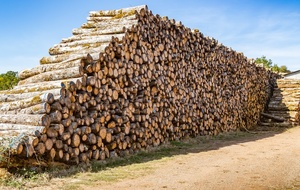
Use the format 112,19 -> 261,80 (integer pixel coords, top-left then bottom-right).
261,79 -> 300,126
0,5 -> 277,166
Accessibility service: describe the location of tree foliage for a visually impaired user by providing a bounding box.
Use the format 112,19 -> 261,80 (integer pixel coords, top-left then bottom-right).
0,71 -> 20,91
255,56 -> 290,73
279,65 -> 289,73
255,55 -> 273,68
271,64 -> 280,72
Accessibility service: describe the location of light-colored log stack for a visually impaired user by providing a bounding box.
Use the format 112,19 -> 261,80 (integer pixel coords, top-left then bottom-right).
0,5 -> 277,166
261,79 -> 300,127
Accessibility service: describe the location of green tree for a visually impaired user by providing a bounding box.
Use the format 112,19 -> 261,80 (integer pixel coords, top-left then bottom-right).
279,65 -> 290,73
255,55 -> 290,73
255,55 -> 273,68
0,71 -> 20,91
271,64 -> 280,72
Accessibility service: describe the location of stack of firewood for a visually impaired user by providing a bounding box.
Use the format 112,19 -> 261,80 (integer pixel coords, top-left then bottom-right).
259,78 -> 300,127
0,5 -> 276,165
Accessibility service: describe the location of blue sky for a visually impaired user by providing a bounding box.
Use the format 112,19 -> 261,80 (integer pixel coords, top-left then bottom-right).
0,0 -> 299,74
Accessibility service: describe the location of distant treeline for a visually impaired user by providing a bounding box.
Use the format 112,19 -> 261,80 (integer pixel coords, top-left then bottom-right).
255,55 -> 290,73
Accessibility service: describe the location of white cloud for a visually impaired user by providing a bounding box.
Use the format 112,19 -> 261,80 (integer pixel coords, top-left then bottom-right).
175,5 -> 300,71
1,1 -> 299,74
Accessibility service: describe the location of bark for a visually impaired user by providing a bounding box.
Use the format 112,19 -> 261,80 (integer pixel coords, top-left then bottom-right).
18,59 -> 82,80
18,67 -> 84,85
49,41 -> 109,55
89,5 -> 147,17
261,113 -> 285,122
40,52 -> 99,65
72,25 -> 128,35
19,102 -> 51,114
0,93 -> 54,111
0,88 -> 60,102
0,123 -> 45,136
0,114 -> 50,127
53,34 -> 124,49
12,78 -> 79,92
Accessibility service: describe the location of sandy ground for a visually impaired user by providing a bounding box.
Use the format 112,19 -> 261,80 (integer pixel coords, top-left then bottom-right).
85,126 -> 300,190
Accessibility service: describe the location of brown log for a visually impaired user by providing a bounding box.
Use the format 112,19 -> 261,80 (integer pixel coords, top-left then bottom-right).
35,142 -> 46,155
99,127 -> 107,139
55,149 -> 64,160
49,148 -> 56,160
107,121 -> 116,129
49,110 -> 63,123
87,133 -> 97,145
261,112 -> 285,122
55,140 -> 64,149
71,133 -> 81,147
105,131 -> 112,143
79,153 -> 88,162
62,132 -> 71,141
16,144 -> 24,155
45,138 -> 53,151
52,124 -> 64,136
46,127 -> 58,138
22,144 -> 35,157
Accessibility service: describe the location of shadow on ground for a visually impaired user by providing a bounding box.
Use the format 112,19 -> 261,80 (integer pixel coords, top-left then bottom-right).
41,125 -> 290,178
0,123 -> 295,190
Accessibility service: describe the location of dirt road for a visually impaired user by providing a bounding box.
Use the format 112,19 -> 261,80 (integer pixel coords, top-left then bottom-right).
85,127 -> 300,189
2,126 -> 300,190
85,127 -> 300,190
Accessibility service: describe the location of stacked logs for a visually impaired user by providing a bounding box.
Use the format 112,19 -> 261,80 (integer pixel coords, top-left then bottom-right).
261,78 -> 300,127
0,5 -> 277,165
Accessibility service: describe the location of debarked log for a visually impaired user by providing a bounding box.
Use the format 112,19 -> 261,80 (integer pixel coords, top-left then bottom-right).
0,114 -> 50,127
18,67 -> 84,85
18,59 -> 82,80
0,93 -> 54,111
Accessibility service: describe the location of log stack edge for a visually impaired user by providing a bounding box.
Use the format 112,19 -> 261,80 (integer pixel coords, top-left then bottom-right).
0,5 -> 278,166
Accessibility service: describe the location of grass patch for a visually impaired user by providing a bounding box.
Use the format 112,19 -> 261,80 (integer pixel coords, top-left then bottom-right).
0,177 -> 25,189
0,139 -> 198,189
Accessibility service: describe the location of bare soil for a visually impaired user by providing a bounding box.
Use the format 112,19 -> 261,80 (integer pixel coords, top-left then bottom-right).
85,126 -> 300,190
2,126 -> 300,190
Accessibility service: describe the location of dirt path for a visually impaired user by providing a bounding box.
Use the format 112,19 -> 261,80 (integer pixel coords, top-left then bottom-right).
84,126 -> 300,190
2,126 -> 300,190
